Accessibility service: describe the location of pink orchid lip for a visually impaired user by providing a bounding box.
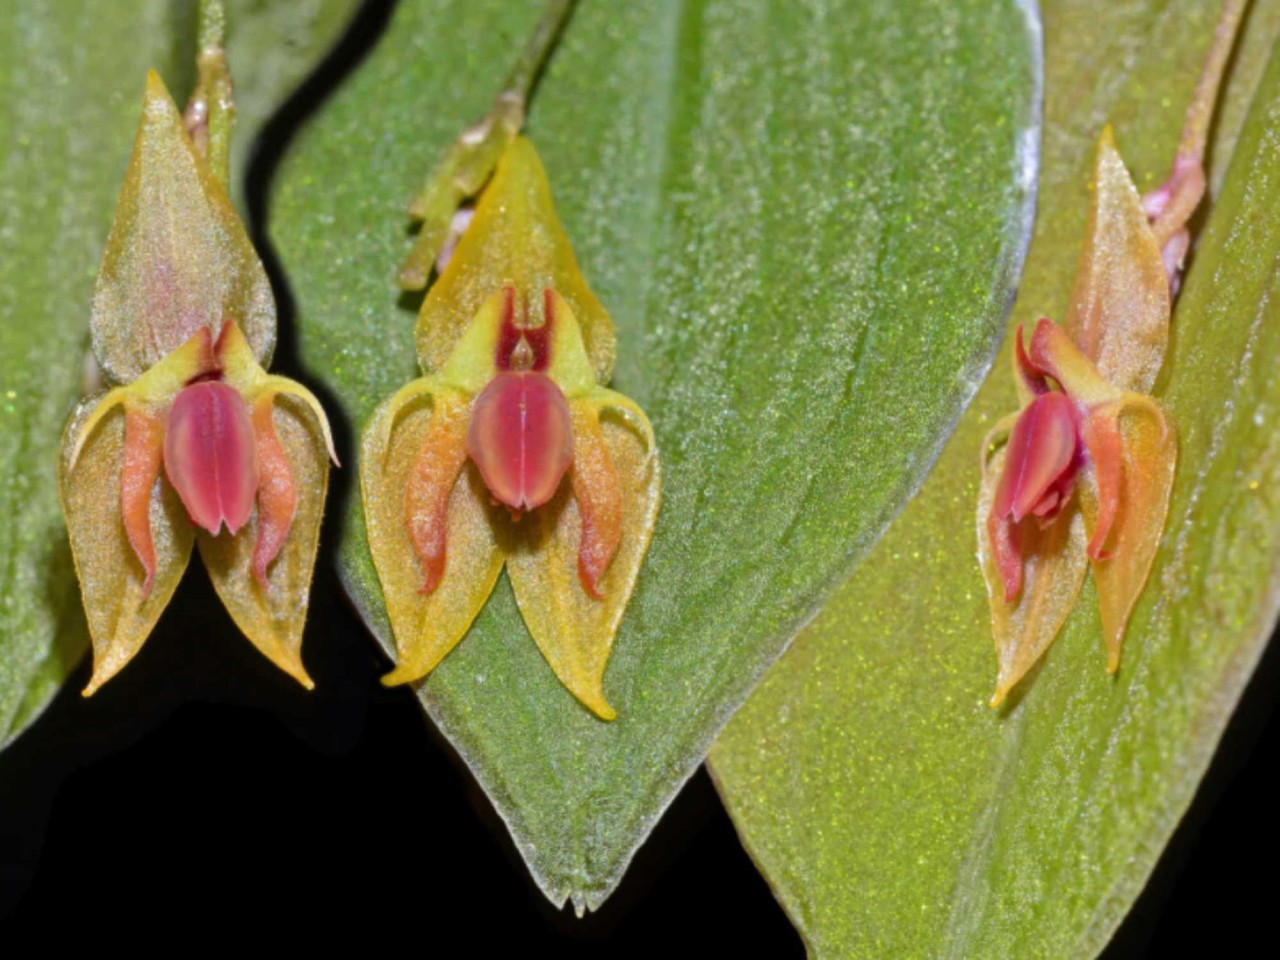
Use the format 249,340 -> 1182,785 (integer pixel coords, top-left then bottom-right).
990,390 -> 1081,602
1015,323 -> 1051,396
467,370 -> 574,512
996,391 -> 1079,524
164,379 -> 259,535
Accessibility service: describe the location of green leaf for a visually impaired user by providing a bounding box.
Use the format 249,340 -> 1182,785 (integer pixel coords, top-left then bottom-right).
0,0 -> 358,748
273,0 -> 1038,908
708,1 -> 1280,955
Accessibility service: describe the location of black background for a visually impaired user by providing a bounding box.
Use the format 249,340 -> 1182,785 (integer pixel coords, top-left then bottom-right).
1,0 -> 1275,951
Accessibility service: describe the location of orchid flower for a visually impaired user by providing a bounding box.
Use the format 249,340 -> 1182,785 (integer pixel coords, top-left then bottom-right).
977,1 -> 1243,705
59,59 -> 336,694
362,137 -> 660,720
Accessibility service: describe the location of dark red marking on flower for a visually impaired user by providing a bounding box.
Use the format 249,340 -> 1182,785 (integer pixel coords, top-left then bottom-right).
467,371 -> 573,512
990,391 -> 1081,602
494,286 -> 552,371
164,380 -> 259,535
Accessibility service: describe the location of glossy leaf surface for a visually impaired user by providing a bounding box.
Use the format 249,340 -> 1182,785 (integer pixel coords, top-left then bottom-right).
0,0 -> 358,747
273,0 -> 1039,908
710,1 -> 1280,955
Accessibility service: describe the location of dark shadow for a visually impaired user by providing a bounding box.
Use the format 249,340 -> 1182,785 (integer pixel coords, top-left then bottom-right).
38,534 -> 90,684
1100,620 -> 1280,958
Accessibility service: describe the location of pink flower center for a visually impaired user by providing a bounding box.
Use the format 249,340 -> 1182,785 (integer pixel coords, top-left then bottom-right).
466,371 -> 574,512
164,379 -> 259,534
993,391 -> 1080,525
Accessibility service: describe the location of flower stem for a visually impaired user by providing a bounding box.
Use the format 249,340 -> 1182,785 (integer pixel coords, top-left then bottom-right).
398,0 -> 578,290
184,0 -> 235,189
503,0 -> 576,103
1143,0 -> 1246,270
1179,0 -> 1247,167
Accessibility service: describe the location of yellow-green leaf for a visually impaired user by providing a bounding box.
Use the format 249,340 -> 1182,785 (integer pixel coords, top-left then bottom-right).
709,2 -> 1280,955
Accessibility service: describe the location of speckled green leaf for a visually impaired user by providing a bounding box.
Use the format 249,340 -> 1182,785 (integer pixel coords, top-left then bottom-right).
0,0 -> 357,748
709,2 -> 1280,955
273,0 -> 1038,909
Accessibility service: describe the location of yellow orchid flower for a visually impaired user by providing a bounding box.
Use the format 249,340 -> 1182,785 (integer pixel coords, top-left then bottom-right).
978,0 -> 1243,705
60,33 -> 336,694
362,137 -> 660,721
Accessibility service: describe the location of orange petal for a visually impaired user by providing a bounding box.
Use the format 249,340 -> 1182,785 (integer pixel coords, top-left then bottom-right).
361,380 -> 503,685
121,405 -> 165,596
198,388 -> 332,689
1064,126 -> 1170,393
978,439 -> 1090,706
60,394 -> 194,695
406,395 -> 471,594
992,392 -> 1078,525
249,392 -> 298,591
1078,395 -> 1176,673
570,405 -> 623,600
1028,317 -> 1122,406
504,389 -> 659,720
416,137 -> 616,383
91,72 -> 274,384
